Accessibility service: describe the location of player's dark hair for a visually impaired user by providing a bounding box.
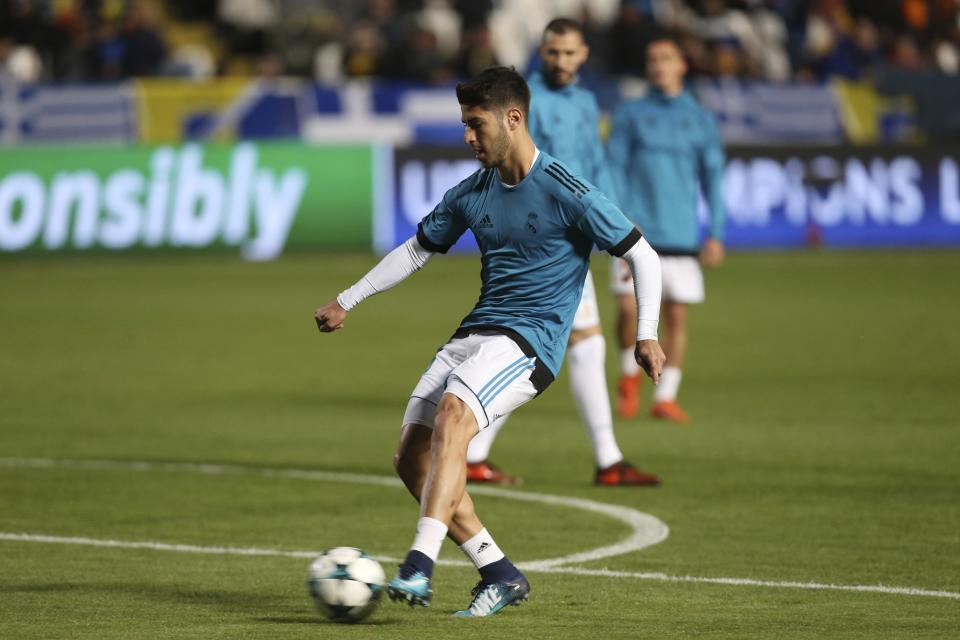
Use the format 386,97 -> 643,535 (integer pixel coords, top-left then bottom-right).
456,66 -> 531,118
544,17 -> 584,38
647,31 -> 684,54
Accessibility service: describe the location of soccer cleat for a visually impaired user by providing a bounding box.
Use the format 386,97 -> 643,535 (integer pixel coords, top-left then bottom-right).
453,574 -> 530,618
386,570 -> 432,607
617,373 -> 643,418
651,400 -> 691,424
466,460 -> 522,485
595,460 -> 661,487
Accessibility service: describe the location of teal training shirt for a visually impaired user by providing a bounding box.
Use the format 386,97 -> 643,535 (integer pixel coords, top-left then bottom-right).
417,150 -> 640,383
607,88 -> 725,255
527,71 -> 618,202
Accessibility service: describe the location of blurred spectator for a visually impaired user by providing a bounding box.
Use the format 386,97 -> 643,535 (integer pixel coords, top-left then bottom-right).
380,24 -> 455,84
342,19 -> 386,77
453,0 -> 494,30
455,22 -> 499,78
0,0 -> 955,84
419,0 -> 461,59
608,3 -> 661,75
122,3 -> 168,76
933,35 -> 960,73
88,20 -> 126,80
746,0 -> 791,80
711,38 -> 747,76
218,0 -> 278,57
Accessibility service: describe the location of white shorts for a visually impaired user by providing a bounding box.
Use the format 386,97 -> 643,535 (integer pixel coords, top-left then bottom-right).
402,332 -> 540,431
571,270 -> 600,331
610,254 -> 705,304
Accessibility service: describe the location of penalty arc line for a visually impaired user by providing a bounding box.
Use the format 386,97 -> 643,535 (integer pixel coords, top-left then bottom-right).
0,457 -> 668,569
1,532 -> 958,601
2,457 -> 958,600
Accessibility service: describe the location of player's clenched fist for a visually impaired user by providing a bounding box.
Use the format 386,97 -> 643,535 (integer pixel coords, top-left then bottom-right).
635,339 -> 666,385
315,299 -> 347,333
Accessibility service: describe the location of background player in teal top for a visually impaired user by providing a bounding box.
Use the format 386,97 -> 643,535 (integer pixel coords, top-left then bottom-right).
314,67 -> 665,617
466,18 -> 661,488
608,35 -> 726,424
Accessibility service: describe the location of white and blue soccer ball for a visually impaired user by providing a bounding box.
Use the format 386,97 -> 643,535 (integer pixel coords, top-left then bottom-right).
307,547 -> 386,623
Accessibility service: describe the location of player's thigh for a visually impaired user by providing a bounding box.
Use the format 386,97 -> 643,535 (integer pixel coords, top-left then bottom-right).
401,337 -> 473,429
445,334 -> 539,432
571,270 -> 600,331
661,256 -> 705,304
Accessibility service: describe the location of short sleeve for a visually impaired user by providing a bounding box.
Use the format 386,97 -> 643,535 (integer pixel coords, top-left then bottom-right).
417,189 -> 469,254
575,191 -> 642,257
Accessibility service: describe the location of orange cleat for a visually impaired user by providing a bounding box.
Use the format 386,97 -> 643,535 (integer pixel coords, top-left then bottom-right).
595,460 -> 661,487
617,373 -> 643,418
466,460 -> 522,485
651,400 -> 691,424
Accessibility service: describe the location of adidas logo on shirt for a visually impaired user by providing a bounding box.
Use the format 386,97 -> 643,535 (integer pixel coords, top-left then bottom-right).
477,542 -> 492,553
478,214 -> 494,229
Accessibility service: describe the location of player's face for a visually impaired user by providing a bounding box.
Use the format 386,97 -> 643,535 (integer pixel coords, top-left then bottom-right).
461,104 -> 511,168
647,40 -> 687,93
540,30 -> 588,87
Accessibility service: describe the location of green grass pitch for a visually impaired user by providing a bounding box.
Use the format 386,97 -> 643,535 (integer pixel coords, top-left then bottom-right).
1,249 -> 958,639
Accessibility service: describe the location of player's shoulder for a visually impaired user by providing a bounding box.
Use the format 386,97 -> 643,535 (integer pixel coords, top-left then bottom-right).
526,72 -> 551,101
679,92 -> 719,133
445,166 -> 494,204
573,85 -> 601,116
537,153 -> 596,208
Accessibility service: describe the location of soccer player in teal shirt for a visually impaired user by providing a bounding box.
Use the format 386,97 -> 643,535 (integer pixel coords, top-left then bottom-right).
315,67 -> 664,617
465,18 -> 661,487
608,35 -> 726,424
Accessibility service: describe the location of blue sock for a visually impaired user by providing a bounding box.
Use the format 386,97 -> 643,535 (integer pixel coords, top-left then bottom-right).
478,556 -> 519,584
398,550 -> 434,579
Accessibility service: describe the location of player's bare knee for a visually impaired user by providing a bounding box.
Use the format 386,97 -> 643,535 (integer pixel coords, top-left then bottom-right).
431,418 -> 470,451
568,325 -> 601,347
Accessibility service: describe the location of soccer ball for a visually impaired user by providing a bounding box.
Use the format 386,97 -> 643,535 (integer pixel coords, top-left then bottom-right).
307,547 -> 386,623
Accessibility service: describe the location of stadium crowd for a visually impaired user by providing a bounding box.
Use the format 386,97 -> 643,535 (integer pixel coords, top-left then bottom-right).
1,0 -> 958,83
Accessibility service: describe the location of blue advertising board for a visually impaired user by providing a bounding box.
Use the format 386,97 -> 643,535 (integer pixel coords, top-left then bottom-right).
377,145 -> 960,253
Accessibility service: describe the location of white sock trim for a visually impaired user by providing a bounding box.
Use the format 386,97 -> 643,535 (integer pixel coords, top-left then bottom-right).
459,528 -> 505,569
568,335 -> 623,469
467,414 -> 508,463
410,516 -> 448,562
620,347 -> 641,376
654,366 -> 682,402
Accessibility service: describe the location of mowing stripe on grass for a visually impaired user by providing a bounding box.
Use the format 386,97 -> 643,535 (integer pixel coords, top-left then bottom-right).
0,456 -> 668,568
2,532 -> 957,601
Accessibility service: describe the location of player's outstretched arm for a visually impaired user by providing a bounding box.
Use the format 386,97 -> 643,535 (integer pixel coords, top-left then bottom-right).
621,235 -> 666,384
314,235 -> 434,334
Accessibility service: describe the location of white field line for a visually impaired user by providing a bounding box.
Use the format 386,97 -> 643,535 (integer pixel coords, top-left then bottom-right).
0,457 -> 667,568
3,457 -> 958,601
1,532 -> 957,601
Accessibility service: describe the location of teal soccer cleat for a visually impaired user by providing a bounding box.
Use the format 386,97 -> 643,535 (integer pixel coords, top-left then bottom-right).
453,575 -> 530,617
386,570 -> 432,607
